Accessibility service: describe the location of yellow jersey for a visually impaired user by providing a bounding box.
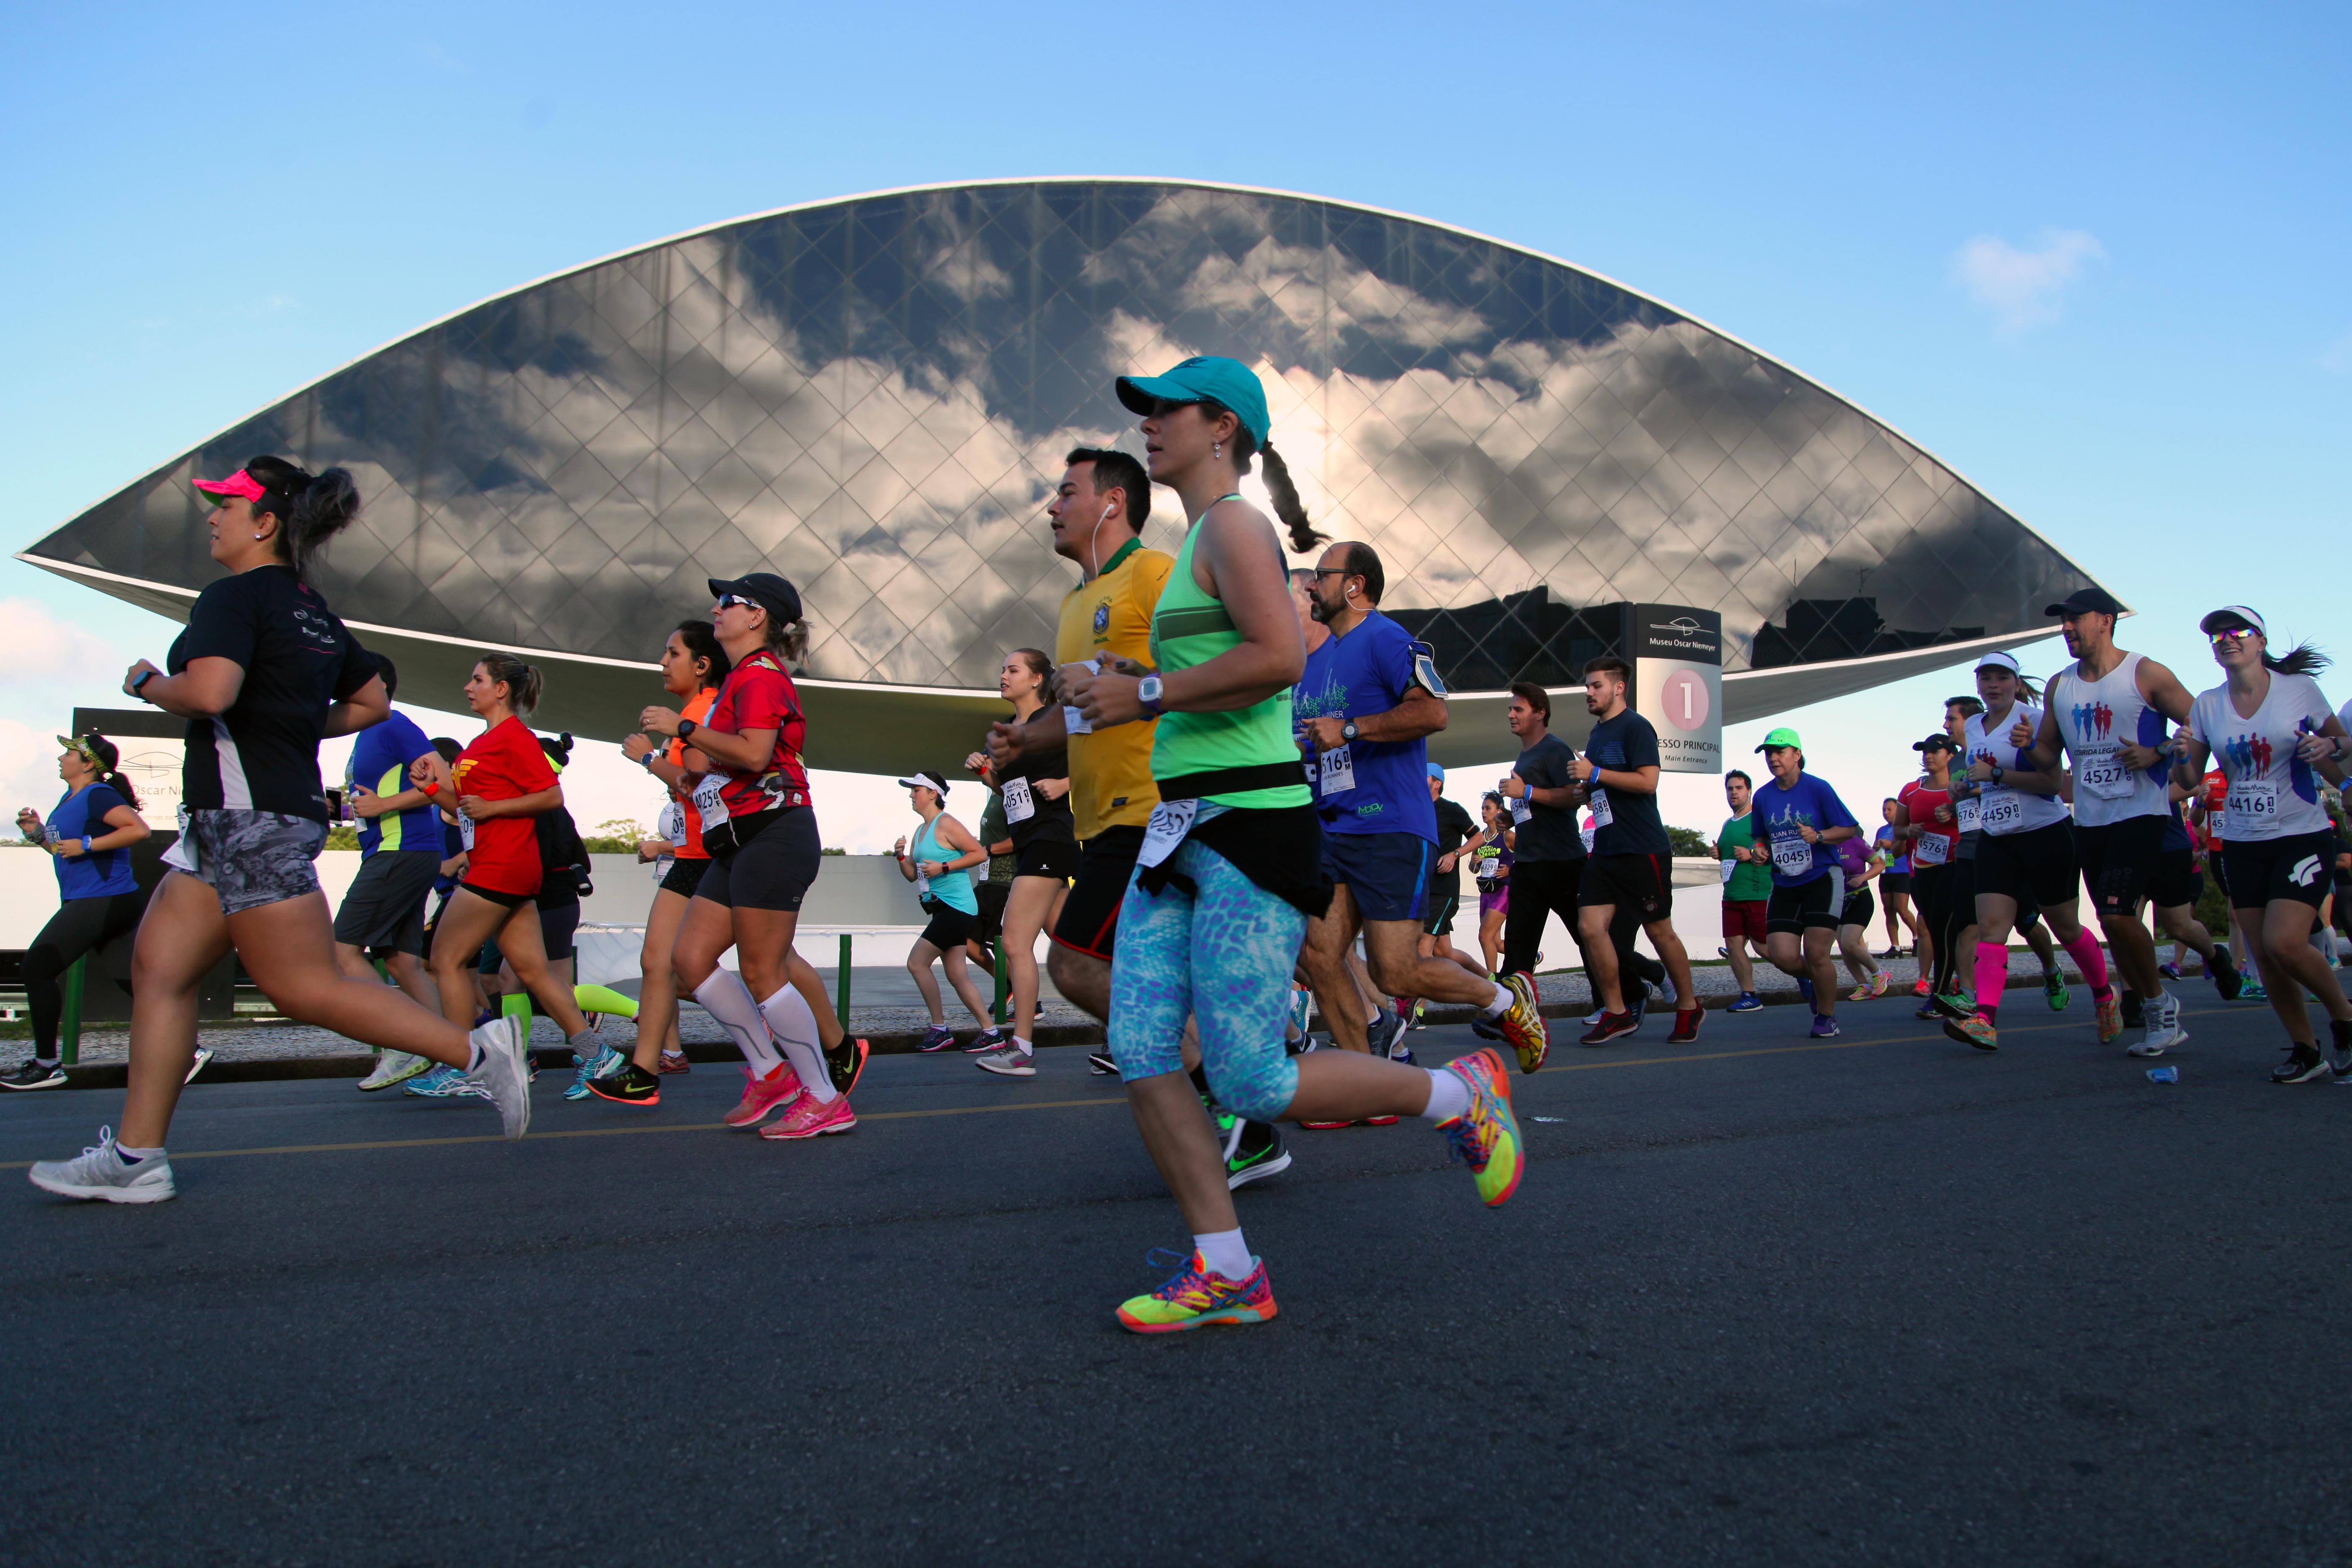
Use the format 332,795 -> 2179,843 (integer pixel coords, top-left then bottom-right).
1055,538 -> 1175,840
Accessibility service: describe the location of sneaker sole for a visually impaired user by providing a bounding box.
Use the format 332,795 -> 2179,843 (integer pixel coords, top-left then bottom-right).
587,1086 -> 661,1107
975,1060 -> 1037,1077
1,1075 -> 68,1091
723,1095 -> 802,1129
761,1107 -> 857,1139
28,1171 -> 175,1203
1227,1150 -> 1292,1189
1117,1302 -> 1276,1334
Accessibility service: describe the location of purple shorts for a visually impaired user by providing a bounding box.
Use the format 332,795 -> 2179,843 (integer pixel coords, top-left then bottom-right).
1479,888 -> 1509,918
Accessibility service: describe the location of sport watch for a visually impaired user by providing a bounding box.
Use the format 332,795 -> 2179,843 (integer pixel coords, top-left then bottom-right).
1136,675 -> 1164,718
676,718 -> 698,743
1340,719 -> 1360,743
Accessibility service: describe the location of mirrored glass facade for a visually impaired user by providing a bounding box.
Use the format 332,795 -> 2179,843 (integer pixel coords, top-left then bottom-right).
22,179 -> 2104,694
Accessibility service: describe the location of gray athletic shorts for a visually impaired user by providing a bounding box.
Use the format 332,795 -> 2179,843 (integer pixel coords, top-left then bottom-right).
169,809 -> 328,916
332,850 -> 439,955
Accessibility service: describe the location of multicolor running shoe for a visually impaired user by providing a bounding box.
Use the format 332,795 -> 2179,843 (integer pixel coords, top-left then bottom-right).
1495,972 -> 1548,1074
587,1062 -> 662,1107
1944,1014 -> 1999,1051
1115,1250 -> 1277,1334
760,1088 -> 856,1139
1436,1047 -> 1524,1208
825,1036 -> 869,1096
2093,987 -> 2123,1044
403,1065 -> 487,1099
2045,971 -> 2071,1012
916,1025 -> 957,1053
724,1063 -> 803,1128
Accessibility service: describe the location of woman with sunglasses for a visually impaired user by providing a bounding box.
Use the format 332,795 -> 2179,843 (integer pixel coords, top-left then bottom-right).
2173,606 -> 2352,1082
29,460 -> 529,1204
3,735 -> 153,1091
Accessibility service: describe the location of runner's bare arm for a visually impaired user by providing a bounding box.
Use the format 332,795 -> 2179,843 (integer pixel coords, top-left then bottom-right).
1080,502 -> 1301,723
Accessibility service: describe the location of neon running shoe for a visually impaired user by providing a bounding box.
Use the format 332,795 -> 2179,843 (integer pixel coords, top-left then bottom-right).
587,1062 -> 661,1107
1436,1047 -> 1523,1207
2093,988 -> 2123,1044
760,1089 -> 856,1139
1496,972 -> 1548,1074
2239,980 -> 2268,1001
358,1050 -> 433,1092
724,1063 -> 802,1128
1847,981 -> 1873,1002
658,1050 -> 692,1074
1944,1014 -> 1999,1051
404,1065 -> 485,1099
1868,972 -> 1890,999
564,1044 -> 623,1101
825,1036 -> 870,1096
2045,972 -> 2071,1012
1726,992 -> 1762,1014
1115,1250 -> 1277,1334
1912,977 -> 1932,997
1222,1117 -> 1291,1189
1930,989 -> 1974,1022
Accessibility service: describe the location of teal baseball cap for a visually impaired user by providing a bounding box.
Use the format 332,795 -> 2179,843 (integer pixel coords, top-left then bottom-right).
1114,356 -> 1270,447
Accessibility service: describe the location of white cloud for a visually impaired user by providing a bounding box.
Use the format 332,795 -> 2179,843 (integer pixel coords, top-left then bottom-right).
0,597 -> 139,688
1951,229 -> 2105,333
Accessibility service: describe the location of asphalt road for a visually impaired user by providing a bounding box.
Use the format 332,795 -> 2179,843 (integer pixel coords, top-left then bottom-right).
6,991 -> 2351,1567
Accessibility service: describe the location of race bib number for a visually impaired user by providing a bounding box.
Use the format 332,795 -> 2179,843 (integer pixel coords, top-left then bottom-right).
1510,793 -> 1532,824
1955,794 -> 1982,833
1586,788 -> 1613,829
1719,859 -> 1736,884
1002,777 -> 1035,824
1579,820 -> 1597,854
1062,704 -> 1091,736
1771,832 -> 1813,877
1317,744 -> 1357,797
1979,794 -> 2023,834
692,774 -> 731,835
456,811 -> 476,851
1139,799 -> 1199,869
2077,749 -> 2133,801
657,800 -> 687,848
161,818 -> 197,874
1912,831 -> 1952,867
2226,778 -> 2281,834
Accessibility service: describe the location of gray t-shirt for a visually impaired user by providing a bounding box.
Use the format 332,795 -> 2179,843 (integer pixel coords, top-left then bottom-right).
1510,733 -> 1584,862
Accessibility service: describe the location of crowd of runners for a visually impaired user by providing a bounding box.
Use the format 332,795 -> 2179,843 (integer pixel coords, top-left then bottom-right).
13,358 -> 2352,1332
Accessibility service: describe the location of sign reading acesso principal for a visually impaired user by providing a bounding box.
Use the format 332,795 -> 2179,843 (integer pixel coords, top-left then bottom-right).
1625,604 -> 1723,775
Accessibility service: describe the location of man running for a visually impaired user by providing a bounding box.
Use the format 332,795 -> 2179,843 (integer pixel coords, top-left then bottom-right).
1571,655 -> 1700,1046
1292,541 -> 1545,1070
337,657 -> 452,1092
1749,728 -> 1860,1038
1417,764 -> 1486,985
1496,683 -> 1586,1004
1716,770 -> 1770,1013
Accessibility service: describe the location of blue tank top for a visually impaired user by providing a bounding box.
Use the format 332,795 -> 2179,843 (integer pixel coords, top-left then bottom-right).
912,815 -> 977,914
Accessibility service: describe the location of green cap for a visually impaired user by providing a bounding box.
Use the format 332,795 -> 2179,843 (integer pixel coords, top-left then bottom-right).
1115,356 -> 1270,447
1755,727 -> 1803,753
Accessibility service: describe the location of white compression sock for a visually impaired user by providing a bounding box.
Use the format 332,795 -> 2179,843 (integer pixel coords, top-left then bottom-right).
757,986 -> 836,1102
1193,1228 -> 1252,1282
1419,1065 -> 1472,1124
694,971 -> 781,1075
1481,980 -> 1513,1017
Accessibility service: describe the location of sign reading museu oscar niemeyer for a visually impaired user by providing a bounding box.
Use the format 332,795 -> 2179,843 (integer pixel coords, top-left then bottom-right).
1621,604 -> 1722,775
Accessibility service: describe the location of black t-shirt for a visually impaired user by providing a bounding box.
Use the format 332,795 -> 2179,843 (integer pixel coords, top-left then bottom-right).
1434,796 -> 1478,892
169,565 -> 375,820
1581,709 -> 1671,856
1004,705 -> 1076,850
533,805 -> 588,910
1510,733 -> 1583,861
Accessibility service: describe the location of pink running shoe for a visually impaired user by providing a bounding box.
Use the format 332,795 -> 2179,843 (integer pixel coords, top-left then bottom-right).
760,1089 -> 857,1140
723,1063 -> 803,1128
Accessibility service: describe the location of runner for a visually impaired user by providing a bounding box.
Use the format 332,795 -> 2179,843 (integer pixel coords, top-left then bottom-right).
1472,792 -> 1511,978
1709,770 -> 1767,1014
1947,650 -> 2119,1052
2010,587 -> 2206,1054
1083,354 -> 1522,1331
592,620 -> 732,1106
2141,776 -> 2239,1014
30,459 -> 526,1202
2192,762 -> 2261,995
1892,735 -> 1960,1015
2173,606 -> 2352,1082
894,771 -> 994,1049
1748,727 -> 1861,1038
960,778 -> 1015,1017
1570,655 -> 1701,1046
4,735 -> 152,1091
1496,682 -> 1591,1032
1835,834 -> 1888,1000
642,573 -> 864,1140
1418,765 -> 1488,984
1926,688 -> 2069,1026
1873,799 -> 1921,958
970,649 -> 1078,1078
1292,539 -> 1545,1069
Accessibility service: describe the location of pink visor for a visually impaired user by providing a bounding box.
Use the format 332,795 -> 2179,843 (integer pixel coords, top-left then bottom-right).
192,469 -> 268,505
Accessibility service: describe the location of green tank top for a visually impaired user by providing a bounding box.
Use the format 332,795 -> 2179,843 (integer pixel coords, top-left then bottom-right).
1147,500 -> 1313,811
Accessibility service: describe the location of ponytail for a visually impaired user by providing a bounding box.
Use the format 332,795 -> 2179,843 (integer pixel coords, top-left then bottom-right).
102,767 -> 142,813
241,454 -> 361,581
1198,398 -> 1327,554
475,651 -> 544,717
2264,642 -> 2331,677
764,615 -> 810,664
539,731 -> 575,768
78,734 -> 140,811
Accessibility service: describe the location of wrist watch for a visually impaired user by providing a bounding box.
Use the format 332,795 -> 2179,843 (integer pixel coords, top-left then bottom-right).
639,750 -> 659,771
1340,719 -> 1359,743
1137,675 -> 1164,717
1990,764 -> 2006,786
130,669 -> 156,699
676,718 -> 698,742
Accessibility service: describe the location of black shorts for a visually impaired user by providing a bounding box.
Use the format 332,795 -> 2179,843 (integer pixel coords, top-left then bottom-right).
1014,837 -> 1081,882
2149,848 -> 2202,910
916,897 -> 977,951
332,850 -> 439,957
2073,815 -> 2166,917
1974,820 -> 2079,910
1576,851 -> 1675,922
1052,825 -> 1143,960
1767,871 -> 1845,935
1422,885 -> 1460,936
694,807 -> 821,913
659,856 -> 710,899
2220,829 -> 2336,913
459,880 -> 534,909
1879,871 -> 1912,895
1841,886 -> 1877,933
974,878 -> 1010,944
475,899 -> 580,973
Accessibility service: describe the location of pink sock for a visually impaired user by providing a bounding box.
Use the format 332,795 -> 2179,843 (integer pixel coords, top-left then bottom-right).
1973,944 -> 2010,1021
2060,927 -> 2110,995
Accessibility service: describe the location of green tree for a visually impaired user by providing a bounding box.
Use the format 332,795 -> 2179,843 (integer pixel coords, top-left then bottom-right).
582,818 -> 649,854
1666,825 -> 1713,857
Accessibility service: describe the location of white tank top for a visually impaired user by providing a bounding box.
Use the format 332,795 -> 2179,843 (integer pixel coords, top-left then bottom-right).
2049,653 -> 2171,826
2188,672 -> 2337,841
1964,704 -> 2071,837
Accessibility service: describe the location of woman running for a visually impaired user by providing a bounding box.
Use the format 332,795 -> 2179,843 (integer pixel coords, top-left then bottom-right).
1874,798 -> 1921,957
1893,733 -> 1960,1015
2171,606 -> 2352,1082
1075,355 -> 1522,1331
593,621 -> 731,1107
1835,835 -> 1888,999
969,649 -> 1077,1077
894,771 -> 995,1051
29,459 -> 527,1202
3,735 -> 153,1091
422,656 -> 599,1062
1472,792 -> 1511,979
642,573 -> 864,1140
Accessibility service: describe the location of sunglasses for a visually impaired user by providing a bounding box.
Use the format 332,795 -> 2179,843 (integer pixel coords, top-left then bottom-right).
714,593 -> 760,612
2208,628 -> 2256,645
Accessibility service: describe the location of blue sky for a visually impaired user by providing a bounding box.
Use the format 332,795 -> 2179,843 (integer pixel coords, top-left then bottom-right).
2,2 -> 2345,845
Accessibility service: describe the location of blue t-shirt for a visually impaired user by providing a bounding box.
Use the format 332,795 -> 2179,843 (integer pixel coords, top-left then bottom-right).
1751,773 -> 1859,887
2161,800 -> 2190,854
1292,610 -> 1438,843
1581,709 -> 1671,856
48,783 -> 138,900
347,713 -> 441,856
1873,824 -> 1910,874
433,818 -> 464,895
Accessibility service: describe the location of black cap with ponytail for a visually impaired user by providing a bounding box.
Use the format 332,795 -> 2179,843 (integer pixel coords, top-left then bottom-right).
79,733 -> 141,812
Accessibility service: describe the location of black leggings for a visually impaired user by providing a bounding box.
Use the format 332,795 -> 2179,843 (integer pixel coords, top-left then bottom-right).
25,892 -> 144,1059
1500,859 -> 1664,992
1919,862 -> 1961,992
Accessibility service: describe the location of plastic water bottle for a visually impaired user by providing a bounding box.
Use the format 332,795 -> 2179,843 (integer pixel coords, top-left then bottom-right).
2146,1066 -> 2179,1084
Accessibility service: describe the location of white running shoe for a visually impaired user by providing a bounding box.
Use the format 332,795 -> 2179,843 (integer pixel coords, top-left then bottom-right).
358,1050 -> 433,1092
184,1046 -> 214,1085
2129,995 -> 2188,1057
463,1018 -> 531,1139
28,1126 -> 175,1204
1660,975 -> 1678,1008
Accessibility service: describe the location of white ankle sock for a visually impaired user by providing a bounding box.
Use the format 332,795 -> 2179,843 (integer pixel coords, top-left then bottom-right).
1013,1037 -> 1032,1054
115,1142 -> 163,1162
693,971 -> 780,1075
1481,981 -> 1513,1017
757,985 -> 836,1102
1193,1228 -> 1251,1281
1419,1065 -> 1472,1124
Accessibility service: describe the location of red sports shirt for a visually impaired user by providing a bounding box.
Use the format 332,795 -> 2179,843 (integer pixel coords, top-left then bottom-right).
454,715 -> 557,896
691,650 -> 810,831
1898,779 -> 1958,863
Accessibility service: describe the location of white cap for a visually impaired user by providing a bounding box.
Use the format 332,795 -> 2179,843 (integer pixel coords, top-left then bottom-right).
2199,605 -> 2267,638
1975,650 -> 2021,674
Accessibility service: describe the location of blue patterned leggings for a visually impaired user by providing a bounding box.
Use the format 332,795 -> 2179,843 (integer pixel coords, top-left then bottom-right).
1108,836 -> 1305,1122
